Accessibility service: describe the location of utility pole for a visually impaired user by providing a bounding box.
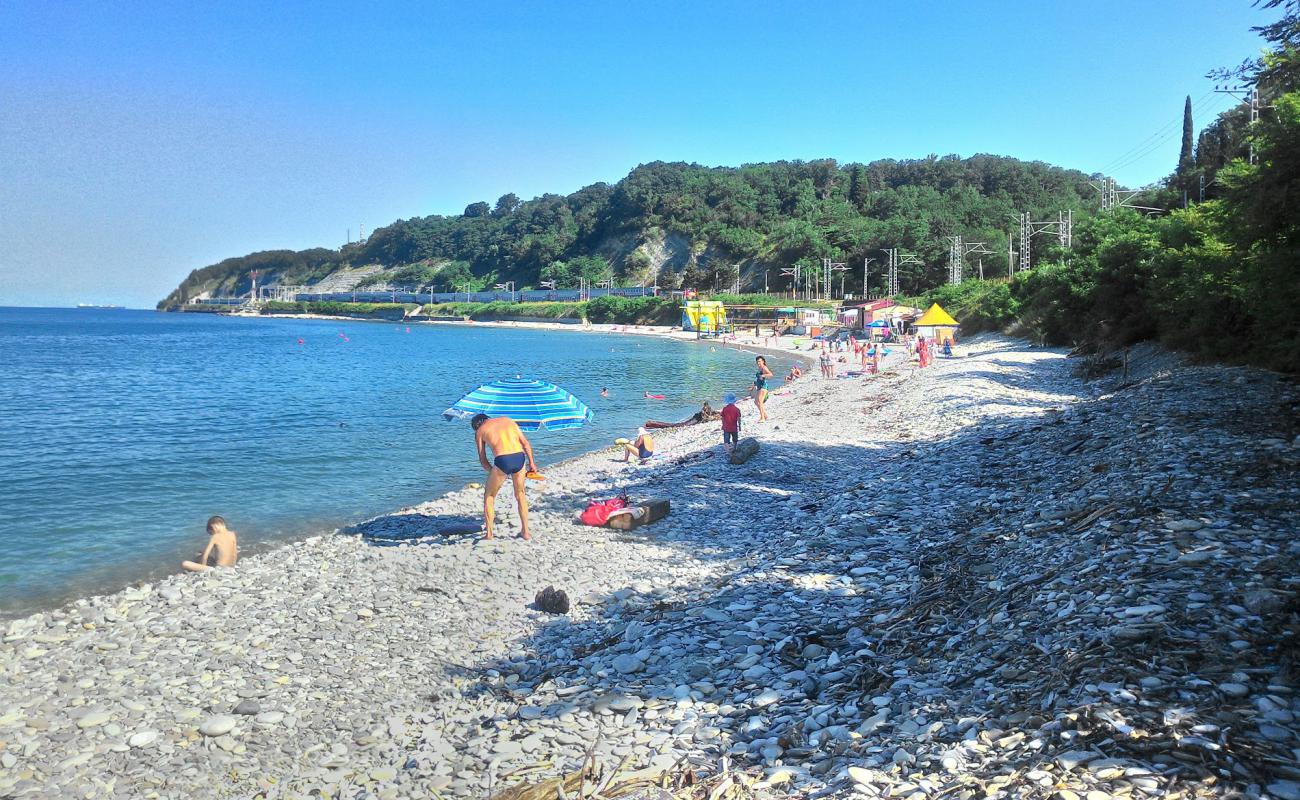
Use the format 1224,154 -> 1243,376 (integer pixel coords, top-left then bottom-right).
1215,84 -> 1260,165
824,258 -> 847,298
779,266 -> 800,299
1092,176 -> 1164,215
862,257 -> 877,299
1019,212 -> 1032,273
948,236 -> 993,284
1016,210 -> 1073,271
882,248 -> 920,296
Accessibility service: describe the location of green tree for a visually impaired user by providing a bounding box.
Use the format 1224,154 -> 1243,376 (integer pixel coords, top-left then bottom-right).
463,201 -> 490,218
493,193 -> 521,217
432,261 -> 474,291
848,164 -> 868,211
1179,95 -> 1195,176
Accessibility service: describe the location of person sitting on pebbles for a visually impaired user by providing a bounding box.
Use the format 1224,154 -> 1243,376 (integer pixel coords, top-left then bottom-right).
182,516 -> 238,572
621,427 -> 655,463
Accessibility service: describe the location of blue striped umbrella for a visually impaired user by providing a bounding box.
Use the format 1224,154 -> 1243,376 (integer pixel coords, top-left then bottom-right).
442,378 -> 593,431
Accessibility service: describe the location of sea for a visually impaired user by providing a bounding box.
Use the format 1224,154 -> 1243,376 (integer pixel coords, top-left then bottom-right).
0,307 -> 781,618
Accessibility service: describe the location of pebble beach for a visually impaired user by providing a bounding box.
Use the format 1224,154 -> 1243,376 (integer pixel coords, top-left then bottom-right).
1,334 -> 1297,800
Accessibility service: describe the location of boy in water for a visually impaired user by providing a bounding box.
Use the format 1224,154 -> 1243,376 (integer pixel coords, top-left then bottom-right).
720,392 -> 741,452
471,414 -> 537,540
182,516 -> 238,571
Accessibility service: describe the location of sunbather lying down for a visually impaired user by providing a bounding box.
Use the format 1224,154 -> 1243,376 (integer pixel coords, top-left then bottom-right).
622,428 -> 655,462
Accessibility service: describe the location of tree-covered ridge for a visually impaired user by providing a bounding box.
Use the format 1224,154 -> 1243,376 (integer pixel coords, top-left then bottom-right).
916,3 -> 1300,373
159,155 -> 1096,308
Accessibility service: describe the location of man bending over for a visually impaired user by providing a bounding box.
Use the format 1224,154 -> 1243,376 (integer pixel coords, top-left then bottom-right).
471,414 -> 537,540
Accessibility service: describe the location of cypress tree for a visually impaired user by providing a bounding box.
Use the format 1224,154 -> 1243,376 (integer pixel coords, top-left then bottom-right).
1178,95 -> 1195,175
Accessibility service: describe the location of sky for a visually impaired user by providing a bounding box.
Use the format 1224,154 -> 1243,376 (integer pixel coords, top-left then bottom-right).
0,1 -> 1273,308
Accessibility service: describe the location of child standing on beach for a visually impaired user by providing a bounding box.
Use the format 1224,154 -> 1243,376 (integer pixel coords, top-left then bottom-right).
182,516 -> 238,572
721,392 -> 741,451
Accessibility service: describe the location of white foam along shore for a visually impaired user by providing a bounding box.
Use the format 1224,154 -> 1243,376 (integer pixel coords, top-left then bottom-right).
2,334 -> 1297,800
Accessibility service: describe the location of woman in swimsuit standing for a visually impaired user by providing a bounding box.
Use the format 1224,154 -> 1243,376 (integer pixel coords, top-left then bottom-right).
753,355 -> 774,422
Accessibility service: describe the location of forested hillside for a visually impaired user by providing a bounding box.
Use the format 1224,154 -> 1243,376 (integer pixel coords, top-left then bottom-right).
159,155 -> 1097,307
911,2 -> 1299,372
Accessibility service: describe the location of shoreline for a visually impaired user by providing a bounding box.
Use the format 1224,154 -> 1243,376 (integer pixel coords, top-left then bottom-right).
0,318 -> 811,622
6,334 -> 1291,799
252,310 -> 823,364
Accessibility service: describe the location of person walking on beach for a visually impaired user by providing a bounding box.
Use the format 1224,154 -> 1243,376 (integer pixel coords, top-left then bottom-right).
752,356 -> 773,422
720,392 -> 741,452
819,349 -> 833,378
471,414 -> 537,540
181,516 -> 238,572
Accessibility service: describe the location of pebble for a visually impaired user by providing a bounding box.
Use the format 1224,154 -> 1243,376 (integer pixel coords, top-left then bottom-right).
76,712 -> 110,729
612,654 -> 644,674
198,716 -> 237,737
233,699 -> 260,715
0,336 -> 1294,799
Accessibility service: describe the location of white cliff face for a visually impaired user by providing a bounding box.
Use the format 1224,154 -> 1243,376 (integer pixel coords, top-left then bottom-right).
1,334 -> 1296,799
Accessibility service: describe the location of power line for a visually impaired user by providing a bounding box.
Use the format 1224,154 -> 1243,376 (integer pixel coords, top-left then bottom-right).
1104,94 -> 1237,175
1096,90 -> 1216,173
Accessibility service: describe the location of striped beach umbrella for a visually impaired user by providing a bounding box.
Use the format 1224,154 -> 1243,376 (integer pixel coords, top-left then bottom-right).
442,378 -> 593,431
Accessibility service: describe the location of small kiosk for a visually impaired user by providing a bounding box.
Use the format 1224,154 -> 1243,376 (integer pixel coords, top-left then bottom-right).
914,303 -> 959,345
681,300 -> 729,336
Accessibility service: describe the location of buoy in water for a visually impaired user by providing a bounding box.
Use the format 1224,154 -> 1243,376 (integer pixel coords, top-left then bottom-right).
297,338 -> 304,344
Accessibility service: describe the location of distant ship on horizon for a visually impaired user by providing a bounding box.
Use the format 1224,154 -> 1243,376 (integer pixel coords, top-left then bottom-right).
75,303 -> 125,309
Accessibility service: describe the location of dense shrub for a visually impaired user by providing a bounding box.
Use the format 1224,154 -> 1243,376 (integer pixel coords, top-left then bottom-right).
585,295 -> 678,324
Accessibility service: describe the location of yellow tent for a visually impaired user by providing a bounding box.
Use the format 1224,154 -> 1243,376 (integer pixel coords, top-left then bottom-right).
915,303 -> 959,345
915,303 -> 958,326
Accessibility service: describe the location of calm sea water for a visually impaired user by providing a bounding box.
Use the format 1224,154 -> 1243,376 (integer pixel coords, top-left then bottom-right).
0,308 -> 781,617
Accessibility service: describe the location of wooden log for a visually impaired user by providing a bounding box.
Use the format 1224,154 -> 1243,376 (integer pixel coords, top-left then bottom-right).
605,499 -> 671,530
729,437 -> 760,465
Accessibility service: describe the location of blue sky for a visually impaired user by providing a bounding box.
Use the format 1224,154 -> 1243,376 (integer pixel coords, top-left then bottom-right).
0,1 -> 1271,307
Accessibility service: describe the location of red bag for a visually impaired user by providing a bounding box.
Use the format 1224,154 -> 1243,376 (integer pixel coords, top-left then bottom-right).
580,497 -> 627,527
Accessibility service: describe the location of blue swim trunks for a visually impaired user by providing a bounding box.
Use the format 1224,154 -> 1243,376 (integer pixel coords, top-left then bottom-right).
493,452 -> 527,475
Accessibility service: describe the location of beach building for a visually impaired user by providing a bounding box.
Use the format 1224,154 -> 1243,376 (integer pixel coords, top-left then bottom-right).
870,304 -> 921,326
914,303 -> 960,345
680,300 -> 729,335
837,298 -> 895,329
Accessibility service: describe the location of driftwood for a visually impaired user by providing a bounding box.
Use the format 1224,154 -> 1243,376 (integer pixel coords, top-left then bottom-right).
489,751 -> 761,800
645,403 -> 719,430
605,499 -> 670,531
728,437 -> 760,465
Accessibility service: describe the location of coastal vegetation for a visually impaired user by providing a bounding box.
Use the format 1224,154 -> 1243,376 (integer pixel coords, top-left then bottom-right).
908,4 -> 1300,372
161,4 -> 1297,371
159,155 -> 1098,308
260,301 -> 415,319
